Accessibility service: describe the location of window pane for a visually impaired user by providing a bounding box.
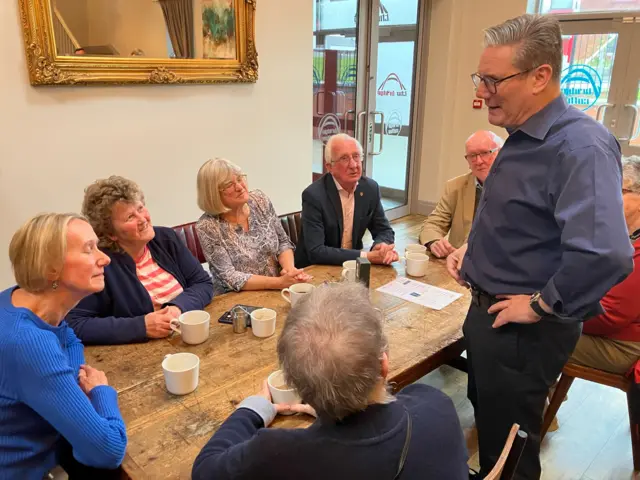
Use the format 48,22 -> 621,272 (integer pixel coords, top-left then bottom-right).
560,33 -> 618,122
539,0 -> 640,14
631,81 -> 640,147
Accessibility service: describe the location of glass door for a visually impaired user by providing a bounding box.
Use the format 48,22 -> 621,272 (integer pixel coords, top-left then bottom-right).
559,15 -> 640,156
364,0 -> 421,219
312,0 -> 371,182
312,0 -> 423,217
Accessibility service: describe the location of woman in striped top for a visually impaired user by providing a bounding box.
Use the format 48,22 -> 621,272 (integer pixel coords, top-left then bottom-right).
66,176 -> 214,345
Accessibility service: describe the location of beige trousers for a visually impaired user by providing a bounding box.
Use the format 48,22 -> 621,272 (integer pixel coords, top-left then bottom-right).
569,334 -> 640,375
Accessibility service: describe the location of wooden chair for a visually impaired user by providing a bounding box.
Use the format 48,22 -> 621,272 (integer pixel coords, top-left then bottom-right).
542,361 -> 639,471
172,211 -> 302,264
483,423 -> 528,480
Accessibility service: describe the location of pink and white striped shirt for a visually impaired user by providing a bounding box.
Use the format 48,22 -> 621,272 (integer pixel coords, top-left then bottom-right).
135,247 -> 184,309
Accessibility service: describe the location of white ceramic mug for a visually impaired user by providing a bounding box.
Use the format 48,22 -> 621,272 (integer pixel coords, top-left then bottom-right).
281,283 -> 315,307
170,310 -> 210,345
405,252 -> 430,277
268,370 -> 301,415
250,308 -> 277,338
162,352 -> 200,395
341,260 -> 357,282
405,244 -> 427,256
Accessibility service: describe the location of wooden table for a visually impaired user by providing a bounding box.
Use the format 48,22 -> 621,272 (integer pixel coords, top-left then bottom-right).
85,259 -> 471,479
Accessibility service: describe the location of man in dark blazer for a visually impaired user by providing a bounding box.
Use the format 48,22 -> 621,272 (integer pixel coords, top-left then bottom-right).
295,134 -> 397,268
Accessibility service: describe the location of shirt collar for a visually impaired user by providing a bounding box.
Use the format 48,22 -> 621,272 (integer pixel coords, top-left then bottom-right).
508,95 -> 569,141
332,175 -> 358,194
475,178 -> 483,189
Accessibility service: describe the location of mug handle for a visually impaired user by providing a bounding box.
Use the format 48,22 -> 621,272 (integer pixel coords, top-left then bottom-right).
341,270 -> 348,280
170,318 -> 181,334
281,288 -> 292,304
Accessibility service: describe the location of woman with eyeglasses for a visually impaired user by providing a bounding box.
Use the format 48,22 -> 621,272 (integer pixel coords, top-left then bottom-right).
196,158 -> 312,295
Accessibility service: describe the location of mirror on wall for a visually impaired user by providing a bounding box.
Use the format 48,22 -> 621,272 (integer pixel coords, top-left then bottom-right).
19,0 -> 257,85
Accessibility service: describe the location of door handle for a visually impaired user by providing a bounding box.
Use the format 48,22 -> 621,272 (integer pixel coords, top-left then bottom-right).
595,103 -> 613,124
619,104 -> 639,142
356,111 -> 367,140
370,111 -> 385,156
314,90 -> 337,115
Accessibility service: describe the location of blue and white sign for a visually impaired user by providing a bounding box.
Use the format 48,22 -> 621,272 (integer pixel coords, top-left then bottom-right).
560,64 -> 603,111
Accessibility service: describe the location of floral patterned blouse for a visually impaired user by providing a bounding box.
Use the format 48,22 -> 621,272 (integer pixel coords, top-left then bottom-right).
196,190 -> 295,295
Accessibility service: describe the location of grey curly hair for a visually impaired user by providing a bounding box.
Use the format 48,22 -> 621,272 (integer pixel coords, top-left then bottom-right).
82,175 -> 145,251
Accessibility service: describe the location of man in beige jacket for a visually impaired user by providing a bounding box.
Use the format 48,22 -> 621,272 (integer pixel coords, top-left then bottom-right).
419,130 -> 503,257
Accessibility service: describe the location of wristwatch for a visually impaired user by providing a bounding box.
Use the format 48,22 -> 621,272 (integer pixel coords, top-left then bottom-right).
529,292 -> 548,317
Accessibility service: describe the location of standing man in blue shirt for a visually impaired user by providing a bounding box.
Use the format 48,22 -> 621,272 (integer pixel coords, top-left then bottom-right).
447,14 -> 634,479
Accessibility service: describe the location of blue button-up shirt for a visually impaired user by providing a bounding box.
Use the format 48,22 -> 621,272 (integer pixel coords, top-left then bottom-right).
461,95 -> 634,320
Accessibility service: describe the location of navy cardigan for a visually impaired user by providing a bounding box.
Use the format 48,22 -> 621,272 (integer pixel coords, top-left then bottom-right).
192,384 -> 469,480
66,227 -> 214,345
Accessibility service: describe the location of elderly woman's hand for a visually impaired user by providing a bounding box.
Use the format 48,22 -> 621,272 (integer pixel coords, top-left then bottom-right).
78,365 -> 109,394
281,268 -> 313,283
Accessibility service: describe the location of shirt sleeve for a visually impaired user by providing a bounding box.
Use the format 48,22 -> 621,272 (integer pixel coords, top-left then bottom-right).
541,144 -> 634,318
419,182 -> 455,245
582,245 -> 640,336
64,323 -> 85,377
11,330 -> 127,469
196,219 -> 252,292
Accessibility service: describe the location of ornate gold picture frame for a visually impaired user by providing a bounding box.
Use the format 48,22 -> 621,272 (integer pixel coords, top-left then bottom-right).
18,0 -> 257,86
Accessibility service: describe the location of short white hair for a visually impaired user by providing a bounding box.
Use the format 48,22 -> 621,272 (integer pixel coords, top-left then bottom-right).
324,134 -> 363,165
466,130 -> 505,149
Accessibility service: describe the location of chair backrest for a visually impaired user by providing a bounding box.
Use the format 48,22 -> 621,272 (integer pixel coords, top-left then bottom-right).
172,222 -> 206,264
278,211 -> 302,246
484,423 -> 528,480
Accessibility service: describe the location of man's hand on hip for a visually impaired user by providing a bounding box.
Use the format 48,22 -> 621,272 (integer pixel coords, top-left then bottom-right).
489,294 -> 541,328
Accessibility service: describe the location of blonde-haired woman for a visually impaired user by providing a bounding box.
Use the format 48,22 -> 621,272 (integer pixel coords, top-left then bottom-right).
196,158 -> 311,295
0,213 -> 127,478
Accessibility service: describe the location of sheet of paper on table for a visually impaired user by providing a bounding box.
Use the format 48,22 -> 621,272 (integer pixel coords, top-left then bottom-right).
376,277 -> 463,310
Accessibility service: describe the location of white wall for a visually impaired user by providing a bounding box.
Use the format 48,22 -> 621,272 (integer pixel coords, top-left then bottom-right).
416,0 -> 528,206
0,0 -> 312,289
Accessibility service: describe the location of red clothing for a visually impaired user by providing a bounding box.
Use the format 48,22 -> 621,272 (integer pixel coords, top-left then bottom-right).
583,237 -> 640,342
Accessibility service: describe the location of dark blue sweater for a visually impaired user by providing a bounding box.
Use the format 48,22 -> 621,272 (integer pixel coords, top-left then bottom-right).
192,384 -> 468,480
66,227 -> 214,345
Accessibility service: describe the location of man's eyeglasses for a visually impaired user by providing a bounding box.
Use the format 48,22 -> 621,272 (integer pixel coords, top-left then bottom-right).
471,69 -> 533,94
334,153 -> 363,165
464,148 -> 500,162
623,187 -> 639,195
220,174 -> 247,193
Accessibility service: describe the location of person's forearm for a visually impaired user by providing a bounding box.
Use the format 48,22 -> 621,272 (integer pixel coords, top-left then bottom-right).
242,275 -> 284,291
278,249 -> 296,271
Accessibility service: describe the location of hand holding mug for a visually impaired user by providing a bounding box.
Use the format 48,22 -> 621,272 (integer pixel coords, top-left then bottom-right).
145,307 -> 173,339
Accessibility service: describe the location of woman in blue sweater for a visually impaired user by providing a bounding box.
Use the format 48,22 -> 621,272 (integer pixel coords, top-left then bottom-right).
192,283 -> 469,480
0,213 -> 127,479
67,176 -> 214,345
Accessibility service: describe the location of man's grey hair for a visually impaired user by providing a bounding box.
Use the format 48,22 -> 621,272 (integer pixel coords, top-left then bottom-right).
484,14 -> 563,82
623,155 -> 640,193
324,133 -> 363,165
277,282 -> 393,420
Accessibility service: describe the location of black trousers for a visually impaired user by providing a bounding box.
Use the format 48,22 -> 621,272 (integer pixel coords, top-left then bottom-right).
463,298 -> 581,480
57,439 -> 124,480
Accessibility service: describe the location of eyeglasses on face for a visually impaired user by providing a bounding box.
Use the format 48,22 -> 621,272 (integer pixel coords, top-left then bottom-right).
470,69 -> 533,94
334,152 -> 363,165
623,187 -> 639,195
464,148 -> 500,162
220,174 -> 247,193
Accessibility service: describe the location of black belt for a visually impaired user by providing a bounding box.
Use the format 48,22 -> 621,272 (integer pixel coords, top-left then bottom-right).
470,287 -> 500,309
